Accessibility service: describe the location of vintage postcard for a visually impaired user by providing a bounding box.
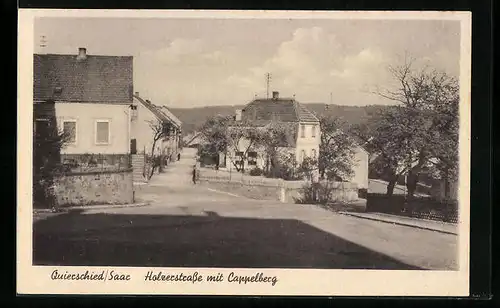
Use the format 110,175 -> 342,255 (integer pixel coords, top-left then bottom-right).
18,9 -> 471,296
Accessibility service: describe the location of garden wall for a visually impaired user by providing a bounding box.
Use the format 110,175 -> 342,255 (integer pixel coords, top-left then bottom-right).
53,169 -> 134,207
198,172 -> 362,205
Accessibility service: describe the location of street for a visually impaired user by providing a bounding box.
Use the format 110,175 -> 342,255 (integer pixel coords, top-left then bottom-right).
33,148 -> 458,270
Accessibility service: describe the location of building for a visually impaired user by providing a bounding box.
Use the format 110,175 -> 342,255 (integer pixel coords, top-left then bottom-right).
130,93 -> 182,182
33,47 -> 135,206
350,145 -> 370,190
222,91 -> 320,173
34,47 -> 133,164
219,91 -> 369,190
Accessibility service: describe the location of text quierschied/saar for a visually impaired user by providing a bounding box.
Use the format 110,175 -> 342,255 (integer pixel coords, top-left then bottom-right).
50,270 -> 278,286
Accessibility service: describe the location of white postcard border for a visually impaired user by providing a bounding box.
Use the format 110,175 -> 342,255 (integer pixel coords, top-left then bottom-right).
17,9 -> 471,296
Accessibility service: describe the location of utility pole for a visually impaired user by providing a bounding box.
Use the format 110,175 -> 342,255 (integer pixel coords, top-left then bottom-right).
265,73 -> 272,99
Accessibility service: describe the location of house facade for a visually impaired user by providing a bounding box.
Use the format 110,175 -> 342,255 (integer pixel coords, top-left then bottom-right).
351,146 -> 370,190
33,47 -> 135,206
221,91 -> 321,173
34,48 -> 133,162
130,93 -> 182,182
218,91 -> 369,190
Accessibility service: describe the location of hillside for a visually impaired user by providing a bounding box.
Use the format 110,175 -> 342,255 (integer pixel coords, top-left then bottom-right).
170,103 -> 391,135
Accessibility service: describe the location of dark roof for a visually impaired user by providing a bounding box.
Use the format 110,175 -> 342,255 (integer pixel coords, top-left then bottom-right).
158,106 -> 182,128
241,98 -> 319,123
227,121 -> 298,148
133,95 -> 182,129
296,103 -> 320,122
34,54 -> 133,103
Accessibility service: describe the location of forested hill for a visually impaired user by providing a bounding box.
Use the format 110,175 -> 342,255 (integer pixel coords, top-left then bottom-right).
170,103 -> 392,135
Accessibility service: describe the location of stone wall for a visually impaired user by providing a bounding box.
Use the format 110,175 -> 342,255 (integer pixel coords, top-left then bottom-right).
53,169 -> 134,206
198,172 -> 361,205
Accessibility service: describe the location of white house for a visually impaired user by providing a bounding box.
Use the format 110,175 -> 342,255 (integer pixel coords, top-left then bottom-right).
349,145 -> 370,190
219,91 -> 369,190
33,47 -> 133,166
221,91 -> 320,172
130,93 -> 182,182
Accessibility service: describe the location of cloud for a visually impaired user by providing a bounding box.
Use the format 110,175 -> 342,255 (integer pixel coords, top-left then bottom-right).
224,27 -> 389,104
133,27 -> 459,107
138,38 -> 204,65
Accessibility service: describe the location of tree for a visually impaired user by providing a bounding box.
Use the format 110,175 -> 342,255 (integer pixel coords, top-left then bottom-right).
359,56 -> 460,197
198,115 -> 232,168
351,107 -> 429,197
255,122 -> 289,176
318,116 -> 357,182
226,123 -> 265,173
147,119 -> 173,180
297,156 -> 319,182
33,118 -> 71,209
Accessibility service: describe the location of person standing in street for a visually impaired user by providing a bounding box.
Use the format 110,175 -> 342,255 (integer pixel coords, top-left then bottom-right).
192,164 -> 197,184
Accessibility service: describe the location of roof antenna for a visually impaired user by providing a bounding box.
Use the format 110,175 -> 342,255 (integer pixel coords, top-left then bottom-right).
265,73 -> 272,99
39,35 -> 47,53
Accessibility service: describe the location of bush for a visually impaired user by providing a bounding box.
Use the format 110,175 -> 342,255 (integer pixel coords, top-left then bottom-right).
296,182 -> 337,205
249,167 -> 263,176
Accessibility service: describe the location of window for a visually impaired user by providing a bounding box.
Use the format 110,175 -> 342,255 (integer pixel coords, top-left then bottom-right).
311,125 -> 316,138
95,120 -> 110,144
34,119 -> 49,137
248,151 -> 257,166
300,150 -> 306,162
63,120 -> 77,144
311,149 -> 317,160
130,104 -> 138,120
235,151 -> 244,157
300,124 -> 306,138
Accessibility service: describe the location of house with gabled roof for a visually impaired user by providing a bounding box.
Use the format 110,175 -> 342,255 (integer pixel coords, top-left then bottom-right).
220,91 -> 321,174
33,47 -> 134,160
33,48 -> 137,206
130,93 -> 182,182
219,91 -> 369,191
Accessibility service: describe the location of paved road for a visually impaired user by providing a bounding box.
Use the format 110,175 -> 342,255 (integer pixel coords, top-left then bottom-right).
33,148 -> 458,270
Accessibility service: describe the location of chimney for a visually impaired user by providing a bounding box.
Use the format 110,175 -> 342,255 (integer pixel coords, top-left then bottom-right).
76,47 -> 87,61
134,91 -> 139,97
272,91 -> 279,99
235,109 -> 242,121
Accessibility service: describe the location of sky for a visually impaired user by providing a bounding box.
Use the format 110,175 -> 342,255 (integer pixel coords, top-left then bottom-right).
34,17 -> 461,108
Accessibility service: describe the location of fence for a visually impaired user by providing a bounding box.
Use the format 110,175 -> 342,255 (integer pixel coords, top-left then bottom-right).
366,193 -> 459,223
61,153 -> 132,173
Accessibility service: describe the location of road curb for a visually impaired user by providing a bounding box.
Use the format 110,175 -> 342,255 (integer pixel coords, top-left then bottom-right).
33,202 -> 150,213
339,212 -> 458,235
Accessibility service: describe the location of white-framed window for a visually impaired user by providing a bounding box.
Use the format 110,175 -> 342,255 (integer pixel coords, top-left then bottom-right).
300,124 -> 306,138
311,125 -> 316,138
95,119 -> 110,145
62,119 -> 77,144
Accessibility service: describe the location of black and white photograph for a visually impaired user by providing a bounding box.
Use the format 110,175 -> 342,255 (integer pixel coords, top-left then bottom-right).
18,9 -> 471,296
